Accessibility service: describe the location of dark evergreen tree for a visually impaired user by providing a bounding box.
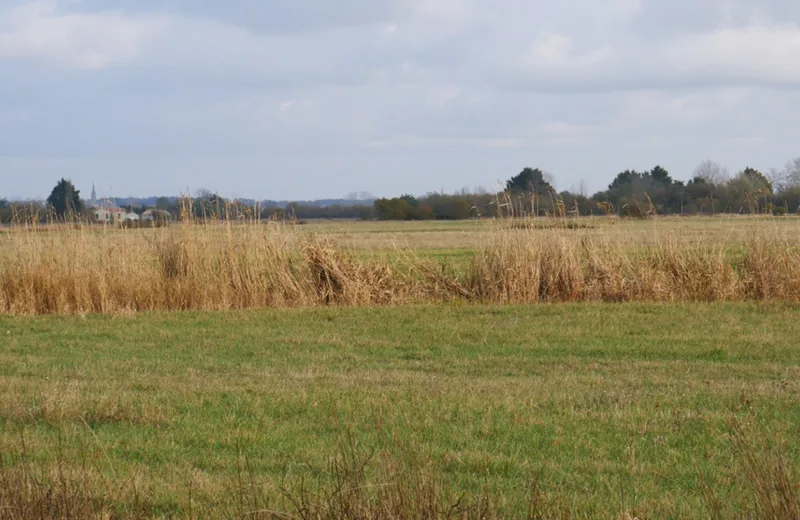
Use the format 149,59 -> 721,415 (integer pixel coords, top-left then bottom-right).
47,178 -> 84,216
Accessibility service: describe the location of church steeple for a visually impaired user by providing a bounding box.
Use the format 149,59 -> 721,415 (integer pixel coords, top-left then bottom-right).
91,183 -> 97,208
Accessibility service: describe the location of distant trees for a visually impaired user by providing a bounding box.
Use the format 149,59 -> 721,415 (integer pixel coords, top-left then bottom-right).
22,158 -> 800,225
191,190 -> 236,220
0,198 -> 9,224
608,170 -> 643,190
374,195 -> 436,220
738,167 -> 773,193
425,193 -> 475,220
589,159 -> 800,216
608,166 -> 672,189
46,178 -> 84,217
0,202 -> 45,224
693,160 -> 730,185
649,165 -> 673,186
155,197 -> 174,211
594,166 -> 681,215
374,191 -> 491,221
506,168 -> 555,195
375,198 -> 414,220
769,158 -> 800,214
374,166 -> 684,221
782,157 -> 800,189
558,191 -> 593,216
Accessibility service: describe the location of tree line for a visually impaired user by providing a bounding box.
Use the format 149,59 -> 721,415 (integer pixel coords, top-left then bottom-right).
370,159 -> 800,220
3,157 -> 800,224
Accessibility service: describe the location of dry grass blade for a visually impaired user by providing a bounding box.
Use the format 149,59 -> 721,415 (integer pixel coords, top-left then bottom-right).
731,422 -> 800,520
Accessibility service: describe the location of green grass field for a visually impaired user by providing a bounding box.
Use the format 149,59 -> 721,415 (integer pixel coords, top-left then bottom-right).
300,215 -> 800,252
2,303 -> 799,518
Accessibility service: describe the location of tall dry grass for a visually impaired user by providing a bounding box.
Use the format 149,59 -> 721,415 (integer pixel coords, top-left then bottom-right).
0,222 -> 416,315
1,219 -> 800,315
466,227 -> 800,303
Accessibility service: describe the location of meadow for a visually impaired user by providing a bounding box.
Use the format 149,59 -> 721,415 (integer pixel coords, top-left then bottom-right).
1,216 -> 799,518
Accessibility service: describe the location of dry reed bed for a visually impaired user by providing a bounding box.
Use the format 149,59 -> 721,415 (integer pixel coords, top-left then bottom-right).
1,222 -> 800,315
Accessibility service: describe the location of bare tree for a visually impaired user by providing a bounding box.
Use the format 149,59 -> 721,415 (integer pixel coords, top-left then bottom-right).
693,160 -> 730,185
785,157 -> 800,188
579,179 -> 588,197
195,188 -> 214,199
767,158 -> 800,192
543,171 -> 557,191
767,167 -> 789,192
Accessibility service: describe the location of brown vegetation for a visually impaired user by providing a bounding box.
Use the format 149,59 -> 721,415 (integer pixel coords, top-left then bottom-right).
1,219 -> 800,315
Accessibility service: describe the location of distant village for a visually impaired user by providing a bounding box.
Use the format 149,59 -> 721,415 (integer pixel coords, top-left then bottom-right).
0,179 -> 380,225
88,184 -> 172,224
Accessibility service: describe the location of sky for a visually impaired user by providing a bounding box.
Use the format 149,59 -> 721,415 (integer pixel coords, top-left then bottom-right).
1,0 -> 800,201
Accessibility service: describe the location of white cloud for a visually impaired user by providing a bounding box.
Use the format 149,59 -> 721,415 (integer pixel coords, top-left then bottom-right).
0,0 -> 167,69
506,21 -> 800,91
2,0 -> 800,199
279,100 -> 297,112
533,34 -> 574,63
427,86 -> 461,107
408,0 -> 471,22
666,24 -> 800,83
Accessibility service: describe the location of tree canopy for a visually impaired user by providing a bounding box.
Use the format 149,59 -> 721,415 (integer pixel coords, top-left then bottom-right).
608,166 -> 673,191
738,167 -> 773,193
608,170 -> 643,190
506,168 -> 554,195
649,165 -> 673,186
47,178 -> 84,217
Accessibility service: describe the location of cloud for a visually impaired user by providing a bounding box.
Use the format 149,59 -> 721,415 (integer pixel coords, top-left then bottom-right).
2,0 -> 800,199
667,25 -> 800,84
7,1 -> 796,89
105,0 -> 396,34
279,100 -> 297,112
0,0 -> 167,69
494,23 -> 800,92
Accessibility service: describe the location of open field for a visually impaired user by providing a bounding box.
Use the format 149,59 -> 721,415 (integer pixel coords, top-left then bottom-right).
2,216 -> 800,315
1,217 -> 799,518
4,214 -> 800,250
1,303 -> 799,518
298,215 -> 800,251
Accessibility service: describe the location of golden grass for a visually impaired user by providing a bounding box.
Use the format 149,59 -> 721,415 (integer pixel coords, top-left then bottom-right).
1,218 -> 800,315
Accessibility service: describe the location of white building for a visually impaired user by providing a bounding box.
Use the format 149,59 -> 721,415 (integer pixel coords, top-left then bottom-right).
94,207 -> 127,223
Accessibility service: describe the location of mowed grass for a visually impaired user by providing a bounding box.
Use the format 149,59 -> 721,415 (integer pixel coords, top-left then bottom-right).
1,303 -> 799,517
302,215 -> 800,253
